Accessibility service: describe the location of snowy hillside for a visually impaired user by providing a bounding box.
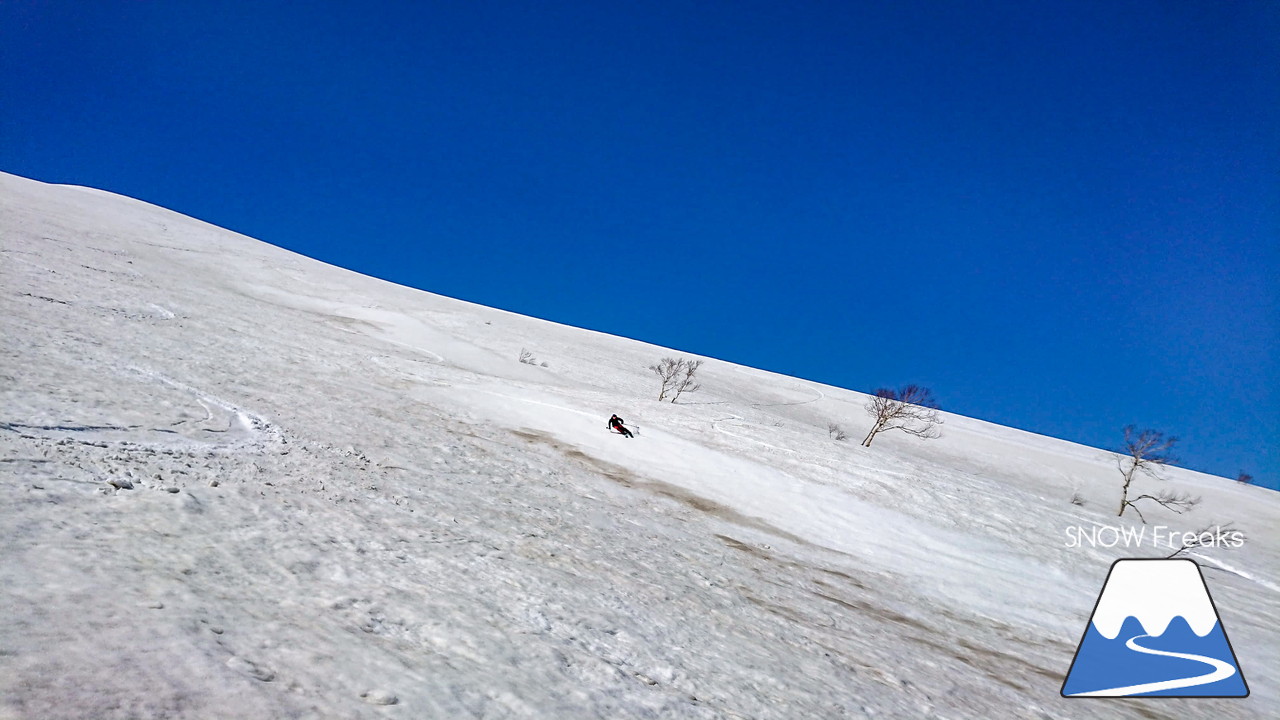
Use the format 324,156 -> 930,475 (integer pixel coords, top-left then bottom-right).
2,170 -> 1276,719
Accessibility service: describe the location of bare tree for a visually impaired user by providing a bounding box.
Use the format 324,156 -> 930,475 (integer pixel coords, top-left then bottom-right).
649,357 -> 703,403
1115,426 -> 1200,522
861,385 -> 942,447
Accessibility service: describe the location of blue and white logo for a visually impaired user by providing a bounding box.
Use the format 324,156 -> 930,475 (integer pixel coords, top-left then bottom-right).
1062,558 -> 1248,698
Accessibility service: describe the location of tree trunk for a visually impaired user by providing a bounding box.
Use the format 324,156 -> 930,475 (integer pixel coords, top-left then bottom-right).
1117,466 -> 1135,517
862,422 -> 881,447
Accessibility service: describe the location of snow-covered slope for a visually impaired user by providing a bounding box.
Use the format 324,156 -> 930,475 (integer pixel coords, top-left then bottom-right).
2,171 -> 1275,719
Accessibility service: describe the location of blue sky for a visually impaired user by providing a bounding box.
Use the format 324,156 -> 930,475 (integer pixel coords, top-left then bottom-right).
2,1 -> 1276,488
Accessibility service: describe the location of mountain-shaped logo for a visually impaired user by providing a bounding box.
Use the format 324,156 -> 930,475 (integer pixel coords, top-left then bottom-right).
1062,558 -> 1248,697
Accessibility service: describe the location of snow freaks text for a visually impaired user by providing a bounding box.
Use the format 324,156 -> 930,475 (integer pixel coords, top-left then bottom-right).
1064,525 -> 1245,550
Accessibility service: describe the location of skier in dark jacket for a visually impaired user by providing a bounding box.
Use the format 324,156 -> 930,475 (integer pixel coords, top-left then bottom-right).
607,414 -> 633,438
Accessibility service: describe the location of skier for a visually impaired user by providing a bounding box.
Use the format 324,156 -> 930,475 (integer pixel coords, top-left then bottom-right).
607,414 -> 634,438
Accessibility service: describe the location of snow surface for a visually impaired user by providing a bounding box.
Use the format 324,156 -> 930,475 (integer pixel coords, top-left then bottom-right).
1090,560 -> 1219,640
1,170 -> 1276,719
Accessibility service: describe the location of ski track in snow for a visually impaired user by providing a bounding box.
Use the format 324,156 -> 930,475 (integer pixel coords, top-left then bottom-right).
127,367 -> 285,451
711,414 -> 798,455
0,364 -> 282,455
1193,553 -> 1280,594
749,384 -> 826,408
365,336 -> 445,364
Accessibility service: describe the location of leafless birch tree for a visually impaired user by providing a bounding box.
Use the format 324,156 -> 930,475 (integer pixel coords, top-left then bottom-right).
861,385 -> 942,447
1115,425 -> 1199,522
650,357 -> 703,403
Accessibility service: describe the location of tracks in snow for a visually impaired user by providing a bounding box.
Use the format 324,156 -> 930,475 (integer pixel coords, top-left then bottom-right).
2,366 -> 285,456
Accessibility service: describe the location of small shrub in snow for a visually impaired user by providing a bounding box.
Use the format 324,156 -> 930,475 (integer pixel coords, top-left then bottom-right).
519,348 -> 544,366
1070,492 -> 1086,506
1236,471 -> 1254,485
827,423 -> 848,441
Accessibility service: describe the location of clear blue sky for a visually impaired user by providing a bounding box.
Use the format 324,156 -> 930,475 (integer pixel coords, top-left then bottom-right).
3,1 -> 1276,488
